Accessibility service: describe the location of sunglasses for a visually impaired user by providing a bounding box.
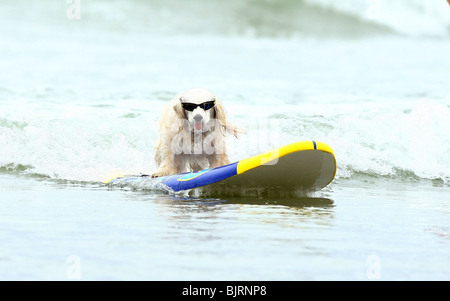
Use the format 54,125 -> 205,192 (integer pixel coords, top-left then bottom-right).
181,101 -> 216,112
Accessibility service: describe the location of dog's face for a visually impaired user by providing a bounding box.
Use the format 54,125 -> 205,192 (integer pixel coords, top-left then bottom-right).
179,88 -> 216,132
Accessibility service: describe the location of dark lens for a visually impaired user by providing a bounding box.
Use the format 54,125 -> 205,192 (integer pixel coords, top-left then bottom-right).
201,101 -> 215,110
182,103 -> 197,112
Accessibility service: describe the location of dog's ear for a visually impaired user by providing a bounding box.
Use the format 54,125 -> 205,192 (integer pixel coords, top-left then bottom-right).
214,98 -> 227,127
214,97 -> 244,138
173,98 -> 186,119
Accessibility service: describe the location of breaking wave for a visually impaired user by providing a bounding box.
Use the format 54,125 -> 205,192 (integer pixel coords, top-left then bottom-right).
1,0 -> 449,38
1,98 -> 449,185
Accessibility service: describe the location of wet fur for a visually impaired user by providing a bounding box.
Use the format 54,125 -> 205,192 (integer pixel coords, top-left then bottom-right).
152,88 -> 243,177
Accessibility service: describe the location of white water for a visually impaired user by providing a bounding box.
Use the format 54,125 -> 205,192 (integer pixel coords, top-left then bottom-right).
307,0 -> 450,38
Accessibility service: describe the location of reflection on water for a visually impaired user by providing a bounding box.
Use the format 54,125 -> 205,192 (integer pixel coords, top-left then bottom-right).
128,186 -> 334,208
131,191 -> 335,233
159,195 -> 334,209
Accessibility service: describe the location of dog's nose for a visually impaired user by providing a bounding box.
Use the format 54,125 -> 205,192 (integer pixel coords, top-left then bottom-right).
193,114 -> 203,122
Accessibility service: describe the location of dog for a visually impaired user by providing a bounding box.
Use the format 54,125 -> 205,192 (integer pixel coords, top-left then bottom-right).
152,88 -> 243,177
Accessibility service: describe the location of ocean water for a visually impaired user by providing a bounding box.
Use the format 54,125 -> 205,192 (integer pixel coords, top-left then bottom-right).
1,0 -> 450,281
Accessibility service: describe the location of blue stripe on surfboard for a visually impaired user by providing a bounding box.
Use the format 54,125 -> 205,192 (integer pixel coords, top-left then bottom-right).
161,162 -> 239,191
312,140 -> 317,150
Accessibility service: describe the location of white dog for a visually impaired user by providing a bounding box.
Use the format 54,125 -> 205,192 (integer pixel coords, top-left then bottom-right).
152,88 -> 243,177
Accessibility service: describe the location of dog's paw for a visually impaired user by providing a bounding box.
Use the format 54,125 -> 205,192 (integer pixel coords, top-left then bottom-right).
151,170 -> 173,178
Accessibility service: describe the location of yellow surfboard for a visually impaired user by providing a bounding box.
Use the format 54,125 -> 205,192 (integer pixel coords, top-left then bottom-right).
107,141 -> 336,197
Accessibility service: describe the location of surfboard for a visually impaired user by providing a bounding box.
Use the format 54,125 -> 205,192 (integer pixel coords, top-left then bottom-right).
105,141 -> 336,197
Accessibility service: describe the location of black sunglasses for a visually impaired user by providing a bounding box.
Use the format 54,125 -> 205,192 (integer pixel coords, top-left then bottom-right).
181,101 -> 216,112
